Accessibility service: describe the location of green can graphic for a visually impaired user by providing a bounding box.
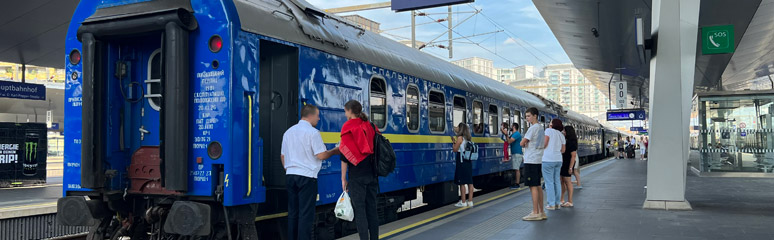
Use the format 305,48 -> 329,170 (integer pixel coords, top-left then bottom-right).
23,132 -> 39,176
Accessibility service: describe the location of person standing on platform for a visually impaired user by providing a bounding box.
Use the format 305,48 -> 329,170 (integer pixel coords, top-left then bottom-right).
502,122 -> 523,189
644,137 -> 649,160
560,126 -> 577,207
521,107 -> 546,221
453,122 -> 475,208
339,100 -> 379,240
281,104 -> 340,240
624,136 -> 631,159
639,136 -> 647,160
542,119 -> 566,211
615,139 -> 623,159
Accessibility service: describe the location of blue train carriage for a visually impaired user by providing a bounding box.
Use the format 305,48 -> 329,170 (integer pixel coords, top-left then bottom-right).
55,0 -> 573,239
564,110 -> 605,164
523,93 -> 606,164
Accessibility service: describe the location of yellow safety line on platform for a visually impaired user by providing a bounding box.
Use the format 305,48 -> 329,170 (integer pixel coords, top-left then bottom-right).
0,184 -> 63,190
379,157 -> 615,239
320,132 -> 504,144
255,212 -> 288,222
252,157 -> 616,231
0,202 -> 56,211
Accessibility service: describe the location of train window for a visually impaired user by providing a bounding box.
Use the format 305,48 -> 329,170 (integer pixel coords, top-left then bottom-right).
488,104 -> 499,135
406,85 -> 419,132
514,110 -> 522,132
502,108 -> 511,128
145,49 -> 162,111
428,90 -> 445,133
473,101 -> 484,135
453,96 -> 466,129
370,77 -> 387,129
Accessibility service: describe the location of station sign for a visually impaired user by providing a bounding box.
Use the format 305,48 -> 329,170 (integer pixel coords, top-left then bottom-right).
607,109 -> 646,121
615,81 -> 627,109
630,127 -> 644,131
702,25 -> 734,54
392,0 -> 474,12
0,81 -> 46,100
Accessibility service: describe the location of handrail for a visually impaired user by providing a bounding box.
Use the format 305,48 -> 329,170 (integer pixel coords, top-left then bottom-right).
247,94 -> 253,197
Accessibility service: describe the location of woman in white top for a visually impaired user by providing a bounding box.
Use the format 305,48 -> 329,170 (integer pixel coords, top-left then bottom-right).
542,119 -> 566,211
639,136 -> 647,160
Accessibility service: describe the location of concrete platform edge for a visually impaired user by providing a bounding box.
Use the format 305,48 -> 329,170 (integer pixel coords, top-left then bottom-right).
0,205 -> 57,220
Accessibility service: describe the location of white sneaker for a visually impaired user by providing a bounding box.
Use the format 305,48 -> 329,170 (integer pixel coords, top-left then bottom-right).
467,201 -> 474,207
454,201 -> 466,207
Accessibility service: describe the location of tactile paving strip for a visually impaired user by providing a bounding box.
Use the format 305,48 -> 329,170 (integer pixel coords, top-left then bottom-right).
445,203 -> 534,240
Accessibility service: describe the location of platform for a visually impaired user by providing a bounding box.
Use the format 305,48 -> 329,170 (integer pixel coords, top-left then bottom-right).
0,177 -> 62,219
341,156 -> 774,240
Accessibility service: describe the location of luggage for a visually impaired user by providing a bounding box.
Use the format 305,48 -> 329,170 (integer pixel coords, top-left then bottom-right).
462,141 -> 479,161
334,192 -> 354,221
626,146 -> 635,158
370,123 -> 396,177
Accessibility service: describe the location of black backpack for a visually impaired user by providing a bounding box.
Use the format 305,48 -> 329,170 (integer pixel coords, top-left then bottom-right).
370,123 -> 396,177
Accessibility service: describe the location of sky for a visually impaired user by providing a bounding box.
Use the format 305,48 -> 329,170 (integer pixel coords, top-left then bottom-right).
305,0 -> 571,71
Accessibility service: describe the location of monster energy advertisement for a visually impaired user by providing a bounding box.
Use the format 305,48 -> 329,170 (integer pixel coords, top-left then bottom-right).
0,123 -> 47,186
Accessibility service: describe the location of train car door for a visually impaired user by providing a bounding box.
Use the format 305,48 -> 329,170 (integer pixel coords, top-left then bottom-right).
259,40 -> 299,191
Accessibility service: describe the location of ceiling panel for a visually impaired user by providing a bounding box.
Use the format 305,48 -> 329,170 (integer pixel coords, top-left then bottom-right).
0,0 -> 79,68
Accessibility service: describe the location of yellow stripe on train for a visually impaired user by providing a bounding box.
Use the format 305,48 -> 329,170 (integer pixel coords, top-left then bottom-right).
319,132 -> 505,144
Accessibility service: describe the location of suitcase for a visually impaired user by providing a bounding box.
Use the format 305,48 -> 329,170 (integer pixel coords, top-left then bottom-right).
627,146 -> 635,158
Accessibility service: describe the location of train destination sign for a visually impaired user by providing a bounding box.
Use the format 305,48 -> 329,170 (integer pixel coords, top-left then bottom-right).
392,0 -> 475,12
607,109 -> 647,121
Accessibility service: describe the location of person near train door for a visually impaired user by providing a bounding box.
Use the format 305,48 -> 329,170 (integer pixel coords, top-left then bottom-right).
340,100 -> 379,240
502,122 -> 523,189
281,104 -> 340,240
521,107 -> 546,221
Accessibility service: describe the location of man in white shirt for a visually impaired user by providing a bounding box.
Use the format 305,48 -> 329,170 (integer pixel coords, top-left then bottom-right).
281,105 -> 339,240
520,107 -> 546,221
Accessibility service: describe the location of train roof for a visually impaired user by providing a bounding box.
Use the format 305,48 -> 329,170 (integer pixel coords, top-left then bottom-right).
564,110 -> 599,126
233,0 -> 550,112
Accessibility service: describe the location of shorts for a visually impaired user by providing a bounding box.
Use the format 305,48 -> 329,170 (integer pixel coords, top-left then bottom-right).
573,158 -> 579,169
523,163 -> 542,187
510,153 -> 523,170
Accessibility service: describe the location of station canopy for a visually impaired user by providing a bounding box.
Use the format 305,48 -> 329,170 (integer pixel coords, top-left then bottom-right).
533,0 -> 774,108
0,0 -> 79,69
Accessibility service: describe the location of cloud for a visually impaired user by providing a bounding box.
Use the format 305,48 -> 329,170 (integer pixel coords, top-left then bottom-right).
518,4 -> 543,21
503,37 -> 517,45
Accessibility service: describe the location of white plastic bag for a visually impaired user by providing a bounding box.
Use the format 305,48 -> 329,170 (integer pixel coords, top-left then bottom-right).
334,192 -> 354,221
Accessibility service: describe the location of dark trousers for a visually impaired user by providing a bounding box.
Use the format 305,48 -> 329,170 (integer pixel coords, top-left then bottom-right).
349,177 -> 379,240
287,175 -> 317,240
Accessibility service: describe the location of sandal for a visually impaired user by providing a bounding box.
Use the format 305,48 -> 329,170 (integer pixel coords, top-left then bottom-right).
561,202 -> 574,207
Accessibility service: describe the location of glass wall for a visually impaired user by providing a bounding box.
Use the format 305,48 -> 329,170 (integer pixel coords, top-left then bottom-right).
691,93 -> 774,175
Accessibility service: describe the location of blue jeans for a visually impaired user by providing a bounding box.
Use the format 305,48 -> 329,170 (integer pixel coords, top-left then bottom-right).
541,161 -> 562,206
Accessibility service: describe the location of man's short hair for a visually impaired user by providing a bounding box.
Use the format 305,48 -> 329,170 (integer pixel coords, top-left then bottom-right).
512,122 -> 520,130
526,107 -> 539,116
301,104 -> 319,118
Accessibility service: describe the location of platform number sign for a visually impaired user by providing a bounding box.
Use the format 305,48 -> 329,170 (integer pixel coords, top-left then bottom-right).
702,25 -> 734,54
615,81 -> 627,109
